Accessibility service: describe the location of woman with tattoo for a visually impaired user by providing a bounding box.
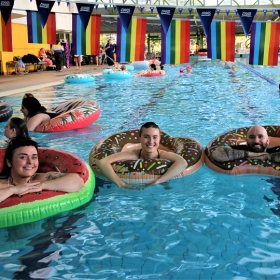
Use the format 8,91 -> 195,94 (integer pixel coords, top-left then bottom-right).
0,138 -> 83,202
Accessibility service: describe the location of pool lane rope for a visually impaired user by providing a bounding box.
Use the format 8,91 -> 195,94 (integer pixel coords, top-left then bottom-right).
235,59 -> 278,86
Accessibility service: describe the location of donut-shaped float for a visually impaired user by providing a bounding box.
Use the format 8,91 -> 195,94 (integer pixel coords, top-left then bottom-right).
89,129 -> 204,184
205,126 -> 280,176
64,74 -> 95,83
103,69 -> 133,79
34,99 -> 101,132
0,103 -> 13,122
131,61 -> 149,70
142,71 -> 162,77
0,147 -> 95,228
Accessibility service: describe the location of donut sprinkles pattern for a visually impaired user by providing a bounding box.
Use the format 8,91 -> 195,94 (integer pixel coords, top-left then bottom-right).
205,126 -> 280,173
89,129 -> 203,183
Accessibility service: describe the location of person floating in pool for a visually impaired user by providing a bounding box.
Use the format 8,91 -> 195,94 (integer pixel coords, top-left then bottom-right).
0,137 -> 84,202
120,65 -> 128,72
133,64 -> 165,77
0,117 -> 30,146
212,125 -> 280,162
186,65 -> 192,73
113,64 -> 121,71
21,97 -> 59,131
96,122 -> 188,189
232,65 -> 237,71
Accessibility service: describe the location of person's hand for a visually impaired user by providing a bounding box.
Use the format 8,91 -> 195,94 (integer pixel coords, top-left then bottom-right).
248,152 -> 268,161
12,182 -> 41,196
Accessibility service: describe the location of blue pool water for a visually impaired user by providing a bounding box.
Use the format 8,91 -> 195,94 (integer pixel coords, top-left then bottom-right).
1,58 -> 280,279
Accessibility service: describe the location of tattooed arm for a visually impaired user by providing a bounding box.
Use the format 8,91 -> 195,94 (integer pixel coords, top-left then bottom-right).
35,172 -> 84,192
212,146 -> 249,162
268,153 -> 280,162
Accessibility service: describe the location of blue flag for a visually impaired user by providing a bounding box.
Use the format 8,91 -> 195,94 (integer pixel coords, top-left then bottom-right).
157,7 -> 175,35
237,9 -> 257,38
76,3 -> 95,32
116,5 -> 135,33
0,0 -> 14,25
35,0 -> 55,28
197,8 -> 216,39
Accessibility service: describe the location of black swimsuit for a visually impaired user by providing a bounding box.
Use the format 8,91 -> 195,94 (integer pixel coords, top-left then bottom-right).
139,149 -> 160,159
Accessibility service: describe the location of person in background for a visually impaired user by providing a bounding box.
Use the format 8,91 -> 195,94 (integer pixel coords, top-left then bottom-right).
74,55 -> 82,70
196,43 -> 200,54
39,48 -> 53,66
51,41 -> 64,72
120,65 -> 127,72
113,43 -> 117,61
105,40 -> 115,67
186,65 -> 192,73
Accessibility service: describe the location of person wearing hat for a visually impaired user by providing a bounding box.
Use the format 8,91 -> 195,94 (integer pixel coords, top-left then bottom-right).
186,65 -> 192,73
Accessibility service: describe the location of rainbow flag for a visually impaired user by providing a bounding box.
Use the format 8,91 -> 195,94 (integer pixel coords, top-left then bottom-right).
116,18 -> 146,62
161,20 -> 190,65
0,11 -> 12,52
207,21 -> 235,62
72,14 -> 101,55
27,11 -> 56,44
249,22 -> 280,66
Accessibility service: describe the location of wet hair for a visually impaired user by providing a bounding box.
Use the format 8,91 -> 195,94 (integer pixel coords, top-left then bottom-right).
8,117 -> 29,139
160,65 -> 164,70
150,64 -> 156,71
23,93 -> 34,99
0,138 -> 38,178
120,65 -> 126,71
139,122 -> 160,137
22,97 -> 46,118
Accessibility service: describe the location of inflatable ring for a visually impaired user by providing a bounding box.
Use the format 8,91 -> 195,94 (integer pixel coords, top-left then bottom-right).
89,129 -> 204,184
149,59 -> 161,65
103,69 -> 133,79
131,61 -> 149,70
0,147 -> 95,228
142,71 -> 162,77
205,126 -> 280,176
34,99 -> 100,132
0,103 -> 13,122
64,74 -> 95,83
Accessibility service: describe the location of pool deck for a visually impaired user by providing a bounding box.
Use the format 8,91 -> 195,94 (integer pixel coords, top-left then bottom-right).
0,64 -> 109,98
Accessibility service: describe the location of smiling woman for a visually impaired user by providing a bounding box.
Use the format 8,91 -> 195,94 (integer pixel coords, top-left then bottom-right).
0,138 -> 84,203
90,122 -> 204,189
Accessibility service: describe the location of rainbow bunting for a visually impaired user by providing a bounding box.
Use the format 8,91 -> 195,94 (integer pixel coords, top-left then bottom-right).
207,21 -> 235,62
72,14 -> 101,55
116,18 -> 146,62
161,20 -> 190,65
249,22 -> 280,66
27,11 -> 56,44
0,11 -> 12,52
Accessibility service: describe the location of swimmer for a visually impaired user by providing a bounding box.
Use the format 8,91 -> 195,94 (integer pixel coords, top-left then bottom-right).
212,125 -> 280,162
0,118 -> 30,145
0,137 -> 83,202
179,68 -> 184,73
96,122 -> 188,189
120,65 -> 128,72
186,65 -> 192,73
133,64 -> 157,77
21,97 -> 59,131
160,64 -> 164,70
113,64 -> 121,71
170,64 -> 175,67
232,65 -> 237,71
219,60 -> 226,65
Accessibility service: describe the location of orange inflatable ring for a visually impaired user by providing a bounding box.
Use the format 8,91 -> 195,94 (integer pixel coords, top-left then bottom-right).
142,71 -> 162,77
34,99 -> 101,132
0,147 -> 95,228
89,129 -> 204,185
205,126 -> 280,176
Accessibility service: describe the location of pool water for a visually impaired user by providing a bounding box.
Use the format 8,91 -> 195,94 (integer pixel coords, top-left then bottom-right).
1,58 -> 280,279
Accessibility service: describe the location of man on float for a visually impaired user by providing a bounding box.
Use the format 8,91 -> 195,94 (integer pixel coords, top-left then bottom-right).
212,125 -> 280,162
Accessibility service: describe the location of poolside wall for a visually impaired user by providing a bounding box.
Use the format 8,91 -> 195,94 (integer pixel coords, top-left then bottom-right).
0,23 -> 49,75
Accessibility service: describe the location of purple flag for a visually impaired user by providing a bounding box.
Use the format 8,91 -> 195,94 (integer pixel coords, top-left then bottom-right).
76,3 -> 95,32
197,8 -> 216,39
36,0 -> 55,28
116,6 -> 135,33
237,9 -> 257,38
157,7 -> 175,35
0,0 -> 14,25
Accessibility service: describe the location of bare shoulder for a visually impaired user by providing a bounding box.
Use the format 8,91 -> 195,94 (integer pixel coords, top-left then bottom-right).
34,172 -> 68,182
0,178 -> 8,189
158,150 -> 185,161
